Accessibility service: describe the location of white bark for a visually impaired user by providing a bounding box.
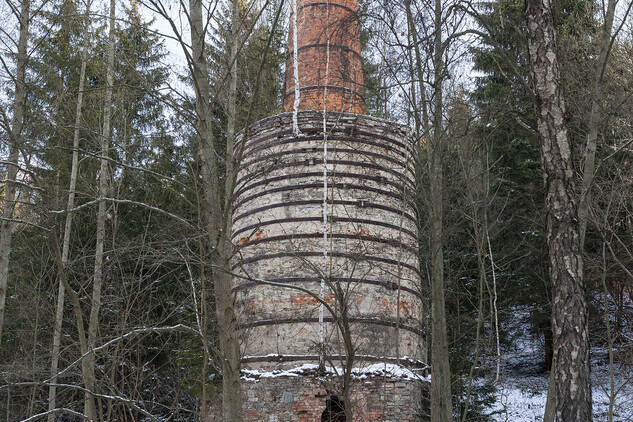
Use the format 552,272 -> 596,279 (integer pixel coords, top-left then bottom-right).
526,1 -> 592,419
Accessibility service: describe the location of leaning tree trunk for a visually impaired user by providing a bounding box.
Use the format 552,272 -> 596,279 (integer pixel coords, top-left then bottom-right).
0,0 -> 29,345
525,1 -> 592,421
578,0 -> 618,248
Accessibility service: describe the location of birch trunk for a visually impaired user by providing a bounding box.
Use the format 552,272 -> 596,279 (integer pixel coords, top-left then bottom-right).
84,0 -> 116,417
544,2 -> 620,419
47,3 -> 92,420
188,0 -> 242,418
0,0 -> 29,345
525,1 -> 592,420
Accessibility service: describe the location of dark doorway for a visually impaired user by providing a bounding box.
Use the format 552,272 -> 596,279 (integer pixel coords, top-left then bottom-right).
321,396 -> 346,422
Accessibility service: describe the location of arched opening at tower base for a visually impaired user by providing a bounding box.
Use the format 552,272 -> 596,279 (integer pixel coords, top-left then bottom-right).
321,396 -> 346,422
228,374 -> 424,422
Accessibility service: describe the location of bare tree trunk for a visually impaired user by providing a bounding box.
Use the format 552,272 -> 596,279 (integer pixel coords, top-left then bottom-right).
405,1 -> 452,418
84,0 -> 116,418
404,0 -> 429,134
188,0 -> 242,419
577,0 -> 619,248
50,224 -> 91,420
428,0 -> 453,420
543,369 -> 556,422
458,139 -> 490,421
525,1 -> 592,420
214,0 -> 243,419
48,3 -> 92,420
601,240 -> 615,422
0,0 -> 29,345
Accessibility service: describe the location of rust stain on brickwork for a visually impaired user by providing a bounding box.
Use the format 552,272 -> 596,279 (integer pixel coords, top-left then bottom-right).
291,293 -> 335,306
375,298 -> 420,317
236,229 -> 268,245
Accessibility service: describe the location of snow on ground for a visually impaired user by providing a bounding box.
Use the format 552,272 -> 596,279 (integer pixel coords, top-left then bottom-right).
240,308 -> 632,421
488,308 -> 633,421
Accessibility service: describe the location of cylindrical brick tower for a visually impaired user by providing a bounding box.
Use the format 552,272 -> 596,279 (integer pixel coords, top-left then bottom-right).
229,1 -> 426,420
283,0 -> 364,114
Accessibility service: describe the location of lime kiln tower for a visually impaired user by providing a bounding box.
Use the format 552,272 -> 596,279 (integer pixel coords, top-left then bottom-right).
231,1 -> 426,420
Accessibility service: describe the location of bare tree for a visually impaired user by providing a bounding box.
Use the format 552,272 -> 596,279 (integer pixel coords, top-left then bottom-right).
578,0 -> 633,247
404,0 -> 454,419
0,0 -> 29,345
45,0 -> 117,419
188,0 -> 242,417
82,0 -> 116,417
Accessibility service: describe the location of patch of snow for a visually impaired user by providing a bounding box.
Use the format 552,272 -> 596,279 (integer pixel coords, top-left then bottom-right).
351,363 -> 431,382
489,364 -> 633,422
487,307 -> 633,421
241,363 -> 430,382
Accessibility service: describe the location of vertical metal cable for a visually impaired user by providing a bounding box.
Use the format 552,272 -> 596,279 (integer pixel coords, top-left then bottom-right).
292,0 -> 301,135
320,0 -> 332,366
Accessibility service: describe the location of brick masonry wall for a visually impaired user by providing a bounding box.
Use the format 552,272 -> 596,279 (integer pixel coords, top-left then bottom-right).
232,112 -> 425,374
283,0 -> 364,113
238,376 -> 422,422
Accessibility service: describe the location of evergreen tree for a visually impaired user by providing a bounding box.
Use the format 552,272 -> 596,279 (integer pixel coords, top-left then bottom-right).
3,1 -> 199,418
469,0 -> 597,369
208,0 -> 285,140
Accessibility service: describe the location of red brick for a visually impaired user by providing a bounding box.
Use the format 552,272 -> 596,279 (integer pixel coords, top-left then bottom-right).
284,0 -> 365,113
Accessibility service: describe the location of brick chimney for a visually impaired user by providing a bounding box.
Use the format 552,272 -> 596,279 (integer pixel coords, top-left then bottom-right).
283,0 -> 365,114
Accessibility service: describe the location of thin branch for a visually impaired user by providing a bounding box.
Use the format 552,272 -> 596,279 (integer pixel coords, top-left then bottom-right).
49,198 -> 193,227
20,408 -> 90,422
0,178 -> 43,191
5,382 -> 160,422
44,324 -> 199,384
75,147 -> 191,191
0,160 -> 36,174
0,217 -> 50,231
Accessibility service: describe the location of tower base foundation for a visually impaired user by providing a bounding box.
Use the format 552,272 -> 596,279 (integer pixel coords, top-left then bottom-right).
239,375 -> 422,422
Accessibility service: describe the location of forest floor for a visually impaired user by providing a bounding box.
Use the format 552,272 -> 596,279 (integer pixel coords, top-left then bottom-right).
488,308 -> 633,421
